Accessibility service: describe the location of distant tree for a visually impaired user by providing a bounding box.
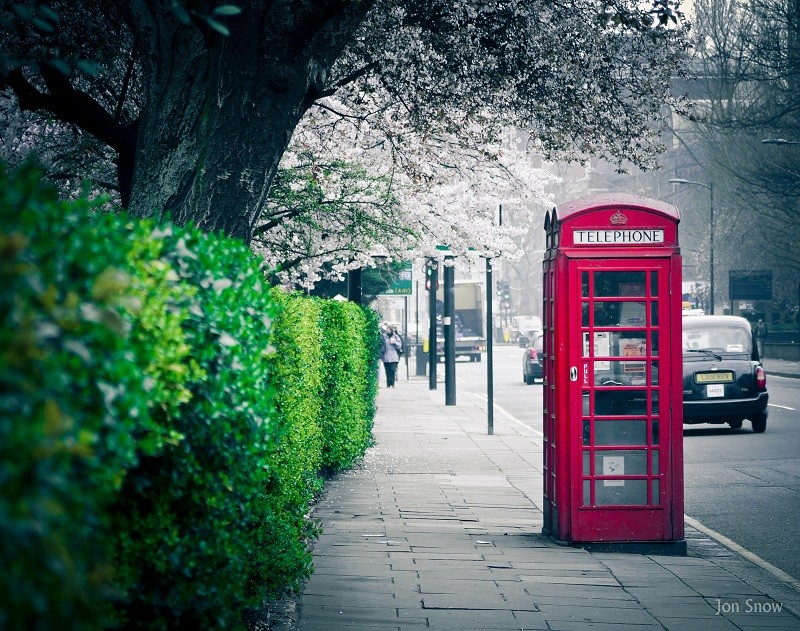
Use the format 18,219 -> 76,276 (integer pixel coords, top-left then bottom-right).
1,0 -> 690,259
677,0 -> 800,278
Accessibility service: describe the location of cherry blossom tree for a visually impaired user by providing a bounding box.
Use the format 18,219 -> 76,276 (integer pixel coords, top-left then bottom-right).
1,0 -> 690,283
256,89 -> 560,287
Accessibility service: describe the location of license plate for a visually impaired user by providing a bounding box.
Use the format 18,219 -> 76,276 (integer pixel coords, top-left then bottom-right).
695,371 -> 734,384
706,383 -> 725,398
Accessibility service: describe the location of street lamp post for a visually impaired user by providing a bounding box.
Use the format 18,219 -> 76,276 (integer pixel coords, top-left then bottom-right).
669,178 -> 715,314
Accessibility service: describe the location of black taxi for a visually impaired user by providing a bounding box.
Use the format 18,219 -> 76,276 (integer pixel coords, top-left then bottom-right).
682,315 -> 769,432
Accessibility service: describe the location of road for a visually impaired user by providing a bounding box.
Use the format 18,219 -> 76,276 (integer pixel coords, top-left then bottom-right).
446,344 -> 800,588
682,373 -> 800,580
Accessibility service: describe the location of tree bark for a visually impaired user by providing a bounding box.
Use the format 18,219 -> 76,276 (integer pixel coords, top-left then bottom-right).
123,0 -> 373,244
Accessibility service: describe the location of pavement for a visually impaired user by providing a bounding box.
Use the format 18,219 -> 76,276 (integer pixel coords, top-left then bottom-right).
269,361 -> 800,631
761,357 -> 800,379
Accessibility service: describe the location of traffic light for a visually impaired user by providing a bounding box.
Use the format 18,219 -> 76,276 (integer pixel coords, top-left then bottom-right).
424,259 -> 439,291
496,281 -> 512,309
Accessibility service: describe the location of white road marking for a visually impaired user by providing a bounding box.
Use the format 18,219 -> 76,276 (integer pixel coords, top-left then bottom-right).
684,515 -> 800,593
467,391 -> 543,438
460,382 -> 800,593
768,403 -> 796,411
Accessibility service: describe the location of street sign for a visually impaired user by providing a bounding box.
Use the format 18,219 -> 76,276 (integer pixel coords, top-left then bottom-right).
729,270 -> 772,301
380,261 -> 413,295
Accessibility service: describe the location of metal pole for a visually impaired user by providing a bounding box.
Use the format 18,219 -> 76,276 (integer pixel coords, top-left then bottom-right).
428,259 -> 438,390
709,182 -> 715,315
486,257 -> 494,435
669,178 -> 715,314
444,255 -> 456,405
347,267 -> 362,305
404,295 -> 409,379
415,280 -> 419,342
415,280 -> 420,376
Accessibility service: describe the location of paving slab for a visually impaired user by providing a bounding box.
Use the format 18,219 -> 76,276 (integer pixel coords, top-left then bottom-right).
656,619 -> 742,631
276,378 -> 800,631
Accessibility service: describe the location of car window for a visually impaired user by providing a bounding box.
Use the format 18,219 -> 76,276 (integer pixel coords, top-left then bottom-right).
682,324 -> 751,353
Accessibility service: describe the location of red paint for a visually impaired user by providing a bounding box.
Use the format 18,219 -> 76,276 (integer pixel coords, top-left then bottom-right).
542,194 -> 684,544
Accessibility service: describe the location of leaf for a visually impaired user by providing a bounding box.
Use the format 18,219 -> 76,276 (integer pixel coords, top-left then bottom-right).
36,4 -> 61,24
73,429 -> 95,456
79,302 -> 102,323
99,308 -> 130,337
205,17 -> 230,36
32,16 -> 56,33
97,381 -> 120,407
43,398 -> 71,437
36,321 -> 60,340
218,332 -> 239,347
170,0 -> 191,24
213,5 -> 242,16
40,284 -> 58,311
151,226 -> 173,240
213,278 -> 233,292
11,4 -> 34,22
118,294 -> 143,314
92,266 -> 130,301
174,237 -> 197,260
64,339 -> 92,363
76,59 -> 103,77
49,58 -> 71,75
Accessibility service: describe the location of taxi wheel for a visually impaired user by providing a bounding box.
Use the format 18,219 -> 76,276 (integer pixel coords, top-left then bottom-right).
751,414 -> 767,433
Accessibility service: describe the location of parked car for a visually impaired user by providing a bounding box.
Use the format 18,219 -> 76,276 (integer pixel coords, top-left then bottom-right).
517,330 -> 533,348
522,334 -> 544,385
682,315 -> 769,432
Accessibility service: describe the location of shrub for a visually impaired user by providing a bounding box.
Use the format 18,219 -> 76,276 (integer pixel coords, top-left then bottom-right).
110,223 -> 278,629
256,290 -> 325,598
0,162 -> 380,630
0,162 -> 199,629
248,294 -> 380,599
319,300 -> 380,472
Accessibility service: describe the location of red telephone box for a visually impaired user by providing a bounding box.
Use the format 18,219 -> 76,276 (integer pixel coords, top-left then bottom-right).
542,193 -> 685,551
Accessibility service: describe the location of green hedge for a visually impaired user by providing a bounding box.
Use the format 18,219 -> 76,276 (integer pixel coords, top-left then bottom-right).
319,299 -> 380,472
110,222 -> 281,629
0,163 -> 201,629
0,162 -> 379,630
254,293 -> 383,598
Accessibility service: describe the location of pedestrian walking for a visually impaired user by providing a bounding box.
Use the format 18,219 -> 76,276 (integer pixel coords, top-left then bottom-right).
755,319 -> 768,359
380,323 -> 403,387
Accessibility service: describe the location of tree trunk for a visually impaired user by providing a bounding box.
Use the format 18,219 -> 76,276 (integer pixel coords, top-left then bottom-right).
125,0 -> 373,244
